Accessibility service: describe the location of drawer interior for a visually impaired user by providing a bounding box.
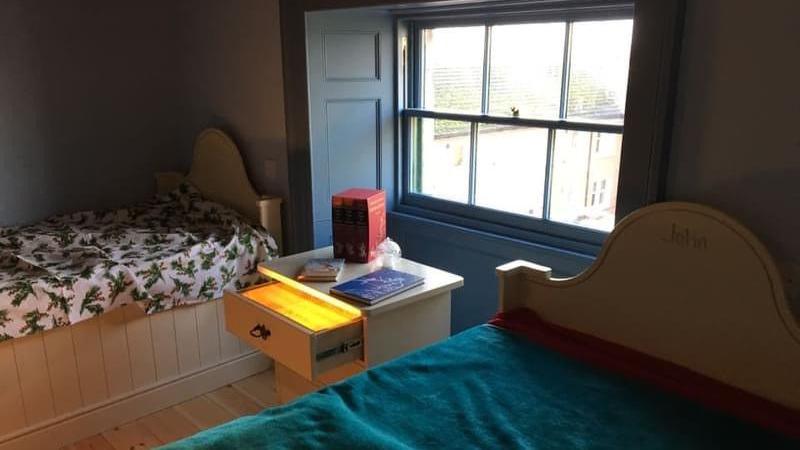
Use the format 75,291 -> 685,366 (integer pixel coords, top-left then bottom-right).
242,282 -> 361,332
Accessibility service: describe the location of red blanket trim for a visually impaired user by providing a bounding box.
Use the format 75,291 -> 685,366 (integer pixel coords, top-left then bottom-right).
490,308 -> 800,440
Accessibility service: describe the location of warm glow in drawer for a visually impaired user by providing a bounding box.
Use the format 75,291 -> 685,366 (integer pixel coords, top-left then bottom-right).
242,282 -> 361,332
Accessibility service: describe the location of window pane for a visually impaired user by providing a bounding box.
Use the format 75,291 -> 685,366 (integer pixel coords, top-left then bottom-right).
422,26 -> 485,113
549,130 -> 622,231
475,125 -> 548,217
488,22 -> 565,119
411,117 -> 471,203
567,20 -> 633,123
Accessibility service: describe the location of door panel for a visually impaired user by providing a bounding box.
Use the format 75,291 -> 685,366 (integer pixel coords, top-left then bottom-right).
324,32 -> 380,81
306,9 -> 394,248
326,99 -> 381,196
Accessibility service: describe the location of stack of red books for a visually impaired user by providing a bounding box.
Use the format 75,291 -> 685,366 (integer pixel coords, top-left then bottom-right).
332,188 -> 386,263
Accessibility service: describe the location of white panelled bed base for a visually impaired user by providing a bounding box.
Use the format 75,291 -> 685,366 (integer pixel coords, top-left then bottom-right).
0,299 -> 269,449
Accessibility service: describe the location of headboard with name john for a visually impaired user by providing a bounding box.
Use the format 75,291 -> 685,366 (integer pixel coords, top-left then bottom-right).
497,202 -> 800,412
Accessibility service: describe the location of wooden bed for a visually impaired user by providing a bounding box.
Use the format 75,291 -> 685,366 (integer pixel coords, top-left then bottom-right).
0,129 -> 282,450
160,202 -> 800,448
497,201 -> 800,412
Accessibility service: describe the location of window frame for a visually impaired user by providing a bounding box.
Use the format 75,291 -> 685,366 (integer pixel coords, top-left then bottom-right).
278,0 -> 684,254
395,1 -> 680,254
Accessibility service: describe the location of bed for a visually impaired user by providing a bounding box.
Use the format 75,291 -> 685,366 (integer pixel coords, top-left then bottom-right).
0,129 -> 283,449
164,202 -> 800,449
0,182 -> 277,340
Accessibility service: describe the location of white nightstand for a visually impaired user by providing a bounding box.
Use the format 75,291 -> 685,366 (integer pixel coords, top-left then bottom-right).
224,246 -> 463,403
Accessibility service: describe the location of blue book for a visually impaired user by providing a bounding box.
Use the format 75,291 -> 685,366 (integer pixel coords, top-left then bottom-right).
330,268 -> 424,305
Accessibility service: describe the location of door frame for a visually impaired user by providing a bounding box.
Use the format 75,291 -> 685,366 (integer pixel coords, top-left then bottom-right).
280,0 -> 412,253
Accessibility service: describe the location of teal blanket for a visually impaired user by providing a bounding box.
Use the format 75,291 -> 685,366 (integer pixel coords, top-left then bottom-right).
163,325 -> 797,449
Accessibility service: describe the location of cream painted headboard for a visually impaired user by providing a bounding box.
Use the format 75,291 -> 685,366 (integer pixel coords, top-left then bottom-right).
497,202 -> 800,411
155,128 -> 283,253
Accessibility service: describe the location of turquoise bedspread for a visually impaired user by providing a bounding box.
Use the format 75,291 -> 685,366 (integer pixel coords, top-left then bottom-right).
163,325 -> 798,449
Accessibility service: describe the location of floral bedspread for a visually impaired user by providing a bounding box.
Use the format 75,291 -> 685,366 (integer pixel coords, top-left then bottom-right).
0,183 -> 277,341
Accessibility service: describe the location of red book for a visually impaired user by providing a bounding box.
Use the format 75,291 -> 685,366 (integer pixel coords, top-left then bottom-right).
332,189 -> 386,263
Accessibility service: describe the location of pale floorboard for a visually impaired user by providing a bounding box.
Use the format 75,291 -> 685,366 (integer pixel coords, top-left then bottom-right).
102,422 -> 162,449
206,385 -> 263,416
232,370 -> 279,408
137,408 -> 199,444
174,396 -> 236,430
63,434 -> 115,450
65,370 -> 277,449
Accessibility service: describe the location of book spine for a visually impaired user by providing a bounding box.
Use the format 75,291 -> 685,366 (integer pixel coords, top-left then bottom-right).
332,197 -> 353,259
353,199 -> 369,263
343,201 -> 356,261
332,198 -> 341,258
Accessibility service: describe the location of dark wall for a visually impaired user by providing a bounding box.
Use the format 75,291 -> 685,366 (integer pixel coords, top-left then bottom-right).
0,0 -> 288,227
0,1 -> 185,226
667,0 -> 800,266
177,0 -> 289,202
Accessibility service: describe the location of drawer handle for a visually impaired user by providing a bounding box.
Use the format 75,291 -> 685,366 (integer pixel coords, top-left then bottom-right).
249,324 -> 271,340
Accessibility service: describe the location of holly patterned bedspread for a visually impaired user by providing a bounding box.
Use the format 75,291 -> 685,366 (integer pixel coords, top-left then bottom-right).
0,183 -> 277,341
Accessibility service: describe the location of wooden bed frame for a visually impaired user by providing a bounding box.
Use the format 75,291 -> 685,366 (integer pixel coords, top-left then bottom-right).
0,128 -> 281,450
497,202 -> 800,412
155,128 -> 283,252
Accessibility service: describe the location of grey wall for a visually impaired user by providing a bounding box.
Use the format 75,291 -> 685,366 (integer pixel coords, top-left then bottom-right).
667,0 -> 800,265
177,0 -> 289,202
0,0 -> 288,227
0,1 -> 184,226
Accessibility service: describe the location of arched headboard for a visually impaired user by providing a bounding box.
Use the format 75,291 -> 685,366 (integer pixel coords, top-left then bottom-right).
155,128 -> 283,252
497,202 -> 800,410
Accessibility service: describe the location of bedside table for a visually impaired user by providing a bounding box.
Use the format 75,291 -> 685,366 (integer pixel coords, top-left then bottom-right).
223,246 -> 463,403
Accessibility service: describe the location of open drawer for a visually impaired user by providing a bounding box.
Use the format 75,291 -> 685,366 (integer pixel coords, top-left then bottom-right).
224,281 -> 363,381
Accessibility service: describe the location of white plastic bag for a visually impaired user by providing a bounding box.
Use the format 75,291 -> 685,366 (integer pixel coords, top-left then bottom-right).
376,237 -> 402,268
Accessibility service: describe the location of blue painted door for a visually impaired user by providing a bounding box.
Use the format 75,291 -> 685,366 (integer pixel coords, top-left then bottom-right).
306,9 -> 395,247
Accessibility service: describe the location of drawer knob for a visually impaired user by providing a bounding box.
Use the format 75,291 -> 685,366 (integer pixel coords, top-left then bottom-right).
249,324 -> 271,340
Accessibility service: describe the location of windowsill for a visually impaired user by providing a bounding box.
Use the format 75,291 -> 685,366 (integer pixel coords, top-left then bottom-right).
388,209 -> 597,277
395,193 -> 608,252
390,203 -> 604,260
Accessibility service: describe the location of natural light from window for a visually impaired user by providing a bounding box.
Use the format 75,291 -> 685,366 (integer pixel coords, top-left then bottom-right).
410,18 -> 633,232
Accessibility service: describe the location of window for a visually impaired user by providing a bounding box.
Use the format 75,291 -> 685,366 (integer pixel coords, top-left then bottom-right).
401,7 -> 636,243
599,179 -> 608,205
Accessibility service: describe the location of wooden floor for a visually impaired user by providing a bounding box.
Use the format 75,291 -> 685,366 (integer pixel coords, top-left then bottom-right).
63,370 -> 278,449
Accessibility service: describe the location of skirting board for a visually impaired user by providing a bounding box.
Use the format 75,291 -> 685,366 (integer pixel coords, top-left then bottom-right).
0,351 -> 272,450
0,299 -> 257,439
